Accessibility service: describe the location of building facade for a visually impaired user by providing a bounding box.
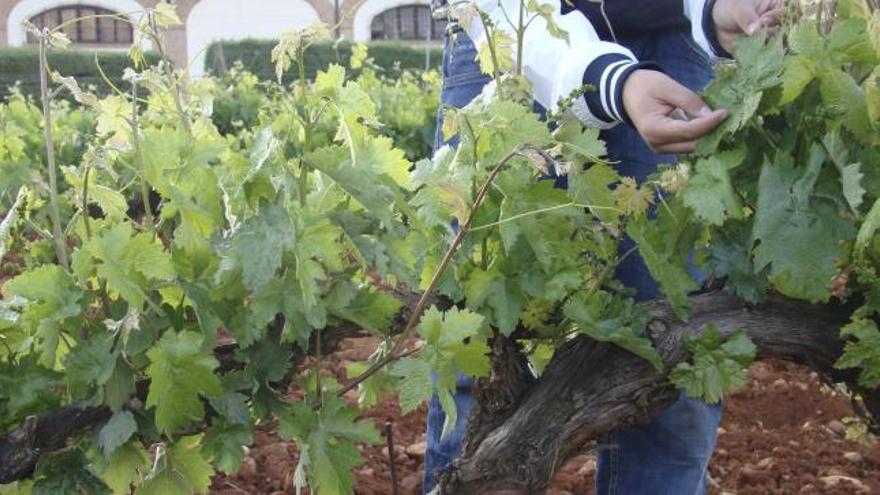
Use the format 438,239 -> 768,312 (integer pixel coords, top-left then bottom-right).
0,0 -> 444,75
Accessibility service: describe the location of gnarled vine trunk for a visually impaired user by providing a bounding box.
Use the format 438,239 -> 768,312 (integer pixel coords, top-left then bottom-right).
436,291 -> 875,494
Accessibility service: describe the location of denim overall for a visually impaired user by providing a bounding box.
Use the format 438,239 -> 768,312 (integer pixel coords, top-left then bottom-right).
422,25 -> 723,495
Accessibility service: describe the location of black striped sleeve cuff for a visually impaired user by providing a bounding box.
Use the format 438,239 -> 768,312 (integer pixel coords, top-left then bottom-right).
703,0 -> 733,59
581,54 -> 664,127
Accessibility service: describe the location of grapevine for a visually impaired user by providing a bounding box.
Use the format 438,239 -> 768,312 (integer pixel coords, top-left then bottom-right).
0,1 -> 878,494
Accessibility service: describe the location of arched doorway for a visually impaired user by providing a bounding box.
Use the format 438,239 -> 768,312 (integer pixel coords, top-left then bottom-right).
186,0 -> 321,77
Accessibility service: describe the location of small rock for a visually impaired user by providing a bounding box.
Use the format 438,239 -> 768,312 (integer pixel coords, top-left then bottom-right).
789,440 -> 801,448
238,456 -> 258,480
750,363 -> 772,380
820,475 -> 871,492
342,388 -> 359,402
740,464 -> 762,482
828,419 -> 847,435
406,441 -> 427,460
400,473 -> 422,494
361,467 -> 375,477
773,378 -> 787,388
826,467 -> 849,477
717,427 -> 727,435
844,451 -> 864,463
799,484 -> 816,493
576,458 -> 597,477
757,457 -> 774,469
381,445 -> 406,458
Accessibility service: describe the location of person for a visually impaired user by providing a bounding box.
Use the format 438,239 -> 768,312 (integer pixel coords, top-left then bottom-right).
422,0 -> 783,493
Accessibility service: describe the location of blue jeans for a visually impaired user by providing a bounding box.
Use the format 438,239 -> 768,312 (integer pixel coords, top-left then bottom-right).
423,27 -> 722,494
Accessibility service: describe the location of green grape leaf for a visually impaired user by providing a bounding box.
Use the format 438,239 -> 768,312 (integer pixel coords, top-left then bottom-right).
626,199 -> 700,318
527,0 -> 570,43
856,198 -> 880,252
835,318 -> 880,388
223,202 -> 295,293
209,391 -> 251,425
841,162 -> 866,210
306,145 -> 404,228
98,410 -> 138,458
682,147 -> 746,225
279,395 -> 380,495
0,358 -> 62,421
139,435 -> 214,495
353,364 -> 398,409
391,306 -> 489,423
202,420 -> 254,475
104,358 -> 135,413
330,289 -> 403,335
62,166 -> 128,221
702,225 -> 770,304
478,30 -> 515,75
410,146 -> 473,228
4,265 -> 83,366
751,155 -> 855,301
553,118 -> 606,164
99,441 -> 150,494
563,290 -> 662,370
819,67 -> 875,144
670,328 -> 756,404
865,66 -> 880,124
65,335 -> 116,400
145,331 -> 222,435
699,34 -> 784,154
73,223 -> 174,310
390,356 -> 433,414
32,447 -> 110,495
567,162 -> 619,223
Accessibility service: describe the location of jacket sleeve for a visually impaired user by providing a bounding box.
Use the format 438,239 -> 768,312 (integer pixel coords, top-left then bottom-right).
456,0 -> 658,129
684,0 -> 734,60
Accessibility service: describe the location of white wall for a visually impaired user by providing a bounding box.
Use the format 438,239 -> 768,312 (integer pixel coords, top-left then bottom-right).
351,0 -> 429,42
186,0 -> 320,77
7,0 -> 145,46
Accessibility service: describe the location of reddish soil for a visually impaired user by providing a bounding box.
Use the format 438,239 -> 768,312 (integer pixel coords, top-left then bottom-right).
212,339 -> 880,495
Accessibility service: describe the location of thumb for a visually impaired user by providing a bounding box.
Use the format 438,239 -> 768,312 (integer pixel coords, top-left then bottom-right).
662,79 -> 713,118
739,6 -> 762,35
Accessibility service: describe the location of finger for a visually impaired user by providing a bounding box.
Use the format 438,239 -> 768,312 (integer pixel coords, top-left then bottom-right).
653,140 -> 699,154
648,110 -> 728,144
759,8 -> 784,27
739,5 -> 762,35
660,80 -> 713,118
758,0 -> 780,15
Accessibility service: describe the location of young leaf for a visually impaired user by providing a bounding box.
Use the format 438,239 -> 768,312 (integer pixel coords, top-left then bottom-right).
279,395 -> 380,495
202,420 -> 254,475
98,410 -> 138,458
32,448 -> 109,494
835,318 -> 880,388
670,328 -> 756,404
681,147 -> 746,226
139,435 -> 214,495
99,441 -> 150,494
145,331 -> 222,435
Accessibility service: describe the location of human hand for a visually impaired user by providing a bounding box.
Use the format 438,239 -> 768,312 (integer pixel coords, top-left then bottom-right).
712,0 -> 784,53
622,69 -> 728,154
